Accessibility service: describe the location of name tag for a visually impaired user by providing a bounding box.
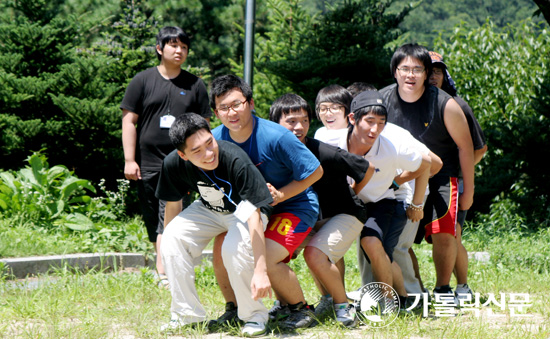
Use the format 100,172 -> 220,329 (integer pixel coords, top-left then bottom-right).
234,200 -> 257,223
160,115 -> 175,129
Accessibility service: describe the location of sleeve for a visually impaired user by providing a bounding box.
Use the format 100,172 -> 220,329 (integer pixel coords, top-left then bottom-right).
277,133 -> 320,182
396,141 -> 423,172
155,154 -> 191,201
120,72 -> 144,113
332,146 -> 370,184
229,148 -> 273,209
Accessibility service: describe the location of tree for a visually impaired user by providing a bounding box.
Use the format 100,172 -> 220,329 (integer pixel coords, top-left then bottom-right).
434,18 -> 550,225
533,0 -> 550,24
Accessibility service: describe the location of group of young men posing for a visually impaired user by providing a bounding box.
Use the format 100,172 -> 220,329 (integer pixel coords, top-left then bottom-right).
121,27 -> 486,337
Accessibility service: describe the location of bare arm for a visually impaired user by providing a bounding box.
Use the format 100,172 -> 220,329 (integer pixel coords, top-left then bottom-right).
474,144 -> 488,165
444,99 -> 475,211
428,151 -> 442,177
163,200 -> 183,230
267,165 -> 324,206
406,156 -> 431,222
247,208 -> 271,300
122,109 -> 141,180
394,152 -> 432,186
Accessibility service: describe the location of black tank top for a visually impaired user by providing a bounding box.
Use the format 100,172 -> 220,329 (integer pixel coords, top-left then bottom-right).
380,84 -> 459,177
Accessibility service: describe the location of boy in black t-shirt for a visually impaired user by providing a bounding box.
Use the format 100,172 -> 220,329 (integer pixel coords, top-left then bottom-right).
120,27 -> 212,283
156,113 -> 272,337
269,94 -> 374,327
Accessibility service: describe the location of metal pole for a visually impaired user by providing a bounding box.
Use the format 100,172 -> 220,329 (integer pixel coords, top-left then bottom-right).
243,0 -> 256,90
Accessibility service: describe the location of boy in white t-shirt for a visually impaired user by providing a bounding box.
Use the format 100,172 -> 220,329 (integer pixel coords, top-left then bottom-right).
313,84 -> 353,146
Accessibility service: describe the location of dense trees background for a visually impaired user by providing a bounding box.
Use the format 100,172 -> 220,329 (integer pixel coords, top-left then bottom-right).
1,0 -> 548,226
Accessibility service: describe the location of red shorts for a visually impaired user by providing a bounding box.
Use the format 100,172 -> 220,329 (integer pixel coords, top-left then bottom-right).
264,212 -> 311,263
417,176 -> 459,244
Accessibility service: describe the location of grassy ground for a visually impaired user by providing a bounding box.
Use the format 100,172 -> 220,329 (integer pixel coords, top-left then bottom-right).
1,224 -> 549,338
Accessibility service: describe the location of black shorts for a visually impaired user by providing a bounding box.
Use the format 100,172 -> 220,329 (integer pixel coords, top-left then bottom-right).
361,199 -> 407,262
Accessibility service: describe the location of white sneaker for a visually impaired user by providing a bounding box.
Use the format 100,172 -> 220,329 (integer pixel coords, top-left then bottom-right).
242,321 -> 266,337
346,289 -> 362,302
160,317 -> 186,332
335,304 -> 358,328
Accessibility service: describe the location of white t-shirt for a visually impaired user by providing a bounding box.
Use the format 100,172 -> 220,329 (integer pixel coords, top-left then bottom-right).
381,123 -> 431,204
314,127 -> 348,147
339,130 -> 422,204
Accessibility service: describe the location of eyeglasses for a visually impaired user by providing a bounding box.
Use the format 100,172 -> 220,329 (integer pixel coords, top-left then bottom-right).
216,100 -> 248,114
318,104 -> 344,115
397,67 -> 425,76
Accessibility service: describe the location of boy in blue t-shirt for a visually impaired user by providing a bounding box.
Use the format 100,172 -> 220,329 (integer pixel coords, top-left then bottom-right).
209,75 -> 323,330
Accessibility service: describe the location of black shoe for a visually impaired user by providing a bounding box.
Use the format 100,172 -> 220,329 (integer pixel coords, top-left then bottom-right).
269,300 -> 291,321
207,302 -> 242,331
279,302 -> 316,329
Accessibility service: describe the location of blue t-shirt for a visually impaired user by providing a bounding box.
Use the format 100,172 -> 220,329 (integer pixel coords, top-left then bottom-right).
212,115 -> 320,229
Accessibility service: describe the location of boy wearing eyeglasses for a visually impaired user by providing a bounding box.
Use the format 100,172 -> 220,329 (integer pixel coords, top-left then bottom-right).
208,75 -> 324,332
269,93 -> 374,327
312,84 -> 353,146
156,113 -> 272,336
379,43 -> 475,305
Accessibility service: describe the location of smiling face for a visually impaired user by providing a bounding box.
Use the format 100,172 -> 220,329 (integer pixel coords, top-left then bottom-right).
178,128 -> 219,171
279,109 -> 310,144
318,102 -> 348,130
214,88 -> 255,142
394,56 -> 428,102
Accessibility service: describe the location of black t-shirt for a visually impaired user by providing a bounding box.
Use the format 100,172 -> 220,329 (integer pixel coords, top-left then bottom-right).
120,67 -> 212,171
156,140 -> 273,215
305,138 -> 369,223
380,84 -> 460,177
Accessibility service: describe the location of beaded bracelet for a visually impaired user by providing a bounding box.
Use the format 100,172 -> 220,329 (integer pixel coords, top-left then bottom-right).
408,202 -> 424,211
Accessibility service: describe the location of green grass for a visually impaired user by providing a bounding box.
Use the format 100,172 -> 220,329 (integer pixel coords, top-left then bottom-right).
1,224 -> 549,338
0,216 -> 153,258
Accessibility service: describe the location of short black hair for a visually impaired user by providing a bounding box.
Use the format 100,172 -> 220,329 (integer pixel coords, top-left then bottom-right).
314,84 -> 353,119
169,113 -> 211,152
210,75 -> 253,111
156,26 -> 191,61
390,43 -> 432,87
346,82 -> 377,98
269,93 -> 312,123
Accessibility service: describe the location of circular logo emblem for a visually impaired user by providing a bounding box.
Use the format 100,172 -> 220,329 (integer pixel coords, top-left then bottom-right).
356,282 -> 400,328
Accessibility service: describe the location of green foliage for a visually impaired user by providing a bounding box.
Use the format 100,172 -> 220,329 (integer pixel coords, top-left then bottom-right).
434,18 -> 550,226
146,0 -> 243,77
394,0 -> 547,47
0,151 -> 96,224
234,0 -> 412,119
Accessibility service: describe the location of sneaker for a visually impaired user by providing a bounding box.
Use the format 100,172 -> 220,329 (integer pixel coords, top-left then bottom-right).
242,321 -> 267,337
280,302 -> 316,329
346,289 -> 362,302
207,302 -> 241,330
335,304 -> 358,328
314,295 -> 334,321
455,284 -> 474,302
160,317 -> 186,332
433,285 -> 459,309
269,300 -> 291,321
160,317 -> 204,333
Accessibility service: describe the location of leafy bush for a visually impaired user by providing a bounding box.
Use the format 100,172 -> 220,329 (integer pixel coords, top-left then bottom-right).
0,151 -> 96,225
434,18 -> 550,227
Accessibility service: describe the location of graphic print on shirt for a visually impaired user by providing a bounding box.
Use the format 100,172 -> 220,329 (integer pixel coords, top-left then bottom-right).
197,181 -> 227,212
